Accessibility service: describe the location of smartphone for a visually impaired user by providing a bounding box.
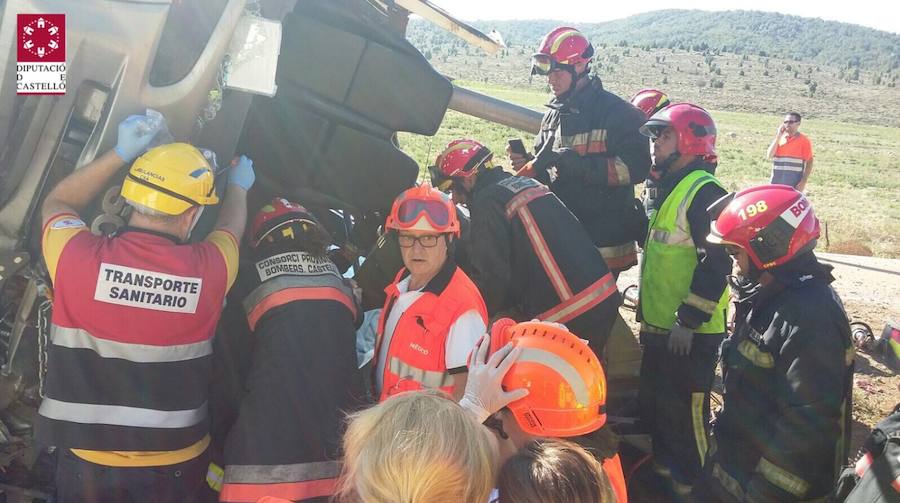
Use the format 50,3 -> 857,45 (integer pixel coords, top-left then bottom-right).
507,138 -> 529,157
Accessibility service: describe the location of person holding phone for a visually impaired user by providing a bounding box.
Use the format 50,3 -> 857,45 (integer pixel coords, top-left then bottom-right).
766,112 -> 814,191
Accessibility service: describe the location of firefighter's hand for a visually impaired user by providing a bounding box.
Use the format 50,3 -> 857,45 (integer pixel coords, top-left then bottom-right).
668,322 -> 694,356
516,160 -> 537,178
114,114 -> 163,162
507,146 -> 529,171
459,334 -> 528,424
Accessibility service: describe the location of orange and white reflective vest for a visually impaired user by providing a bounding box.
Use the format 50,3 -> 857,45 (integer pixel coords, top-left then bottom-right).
375,263 -> 487,401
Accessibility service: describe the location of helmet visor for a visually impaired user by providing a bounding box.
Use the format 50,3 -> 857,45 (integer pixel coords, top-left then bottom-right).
530,54 -> 555,76
397,198 -> 450,228
427,165 -> 453,192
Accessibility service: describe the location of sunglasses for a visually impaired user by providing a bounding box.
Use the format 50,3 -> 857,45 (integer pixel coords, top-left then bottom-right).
783,120 -> 800,124
396,198 -> 450,228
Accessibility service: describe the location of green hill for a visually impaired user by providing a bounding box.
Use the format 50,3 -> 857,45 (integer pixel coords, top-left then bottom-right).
407,10 -> 900,72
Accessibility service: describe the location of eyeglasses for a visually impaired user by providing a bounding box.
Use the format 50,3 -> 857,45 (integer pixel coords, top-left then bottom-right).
397,198 -> 450,228
397,233 -> 442,248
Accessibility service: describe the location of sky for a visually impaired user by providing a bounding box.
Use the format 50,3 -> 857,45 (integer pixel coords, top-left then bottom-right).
432,0 -> 900,34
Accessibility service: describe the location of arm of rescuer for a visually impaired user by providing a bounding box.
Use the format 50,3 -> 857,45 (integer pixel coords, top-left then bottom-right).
766,123 -> 787,160
675,182 -> 731,330
41,114 -> 162,229
467,192 -> 514,317
446,310 -> 488,401
743,316 -> 849,501
524,100 -> 651,187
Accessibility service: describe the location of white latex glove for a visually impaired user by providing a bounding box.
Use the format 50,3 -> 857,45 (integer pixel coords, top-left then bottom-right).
668,322 -> 694,356
459,334 -> 528,424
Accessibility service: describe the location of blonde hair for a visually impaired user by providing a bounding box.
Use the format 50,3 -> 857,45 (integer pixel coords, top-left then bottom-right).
336,390 -> 497,503
498,439 -> 616,503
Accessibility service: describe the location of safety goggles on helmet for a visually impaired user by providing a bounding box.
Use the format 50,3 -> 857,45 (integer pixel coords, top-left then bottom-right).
396,198 -> 450,228
530,53 -> 573,76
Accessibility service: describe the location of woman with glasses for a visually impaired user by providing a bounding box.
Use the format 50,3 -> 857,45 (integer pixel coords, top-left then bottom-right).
371,184 -> 487,402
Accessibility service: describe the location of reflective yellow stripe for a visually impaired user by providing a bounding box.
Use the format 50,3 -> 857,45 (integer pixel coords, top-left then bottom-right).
756,457 -> 810,497
738,340 -> 774,368
691,392 -> 709,467
684,293 -> 719,315
846,346 -> 856,367
712,463 -> 744,499
607,157 -> 631,185
549,29 -> 581,58
640,322 -> 669,335
207,461 -> 225,492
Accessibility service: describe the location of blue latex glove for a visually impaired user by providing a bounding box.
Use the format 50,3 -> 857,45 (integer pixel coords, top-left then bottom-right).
114,114 -> 163,162
228,155 -> 255,191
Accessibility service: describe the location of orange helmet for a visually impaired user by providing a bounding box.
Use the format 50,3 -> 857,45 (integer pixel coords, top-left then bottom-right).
385,184 -> 460,236
491,320 -> 607,437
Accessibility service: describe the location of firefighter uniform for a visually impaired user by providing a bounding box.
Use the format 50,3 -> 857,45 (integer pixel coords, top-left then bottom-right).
533,76 -> 651,272
638,162 -> 731,496
219,249 -> 367,502
467,168 -> 621,355
694,254 -> 854,502
39,214 -> 239,501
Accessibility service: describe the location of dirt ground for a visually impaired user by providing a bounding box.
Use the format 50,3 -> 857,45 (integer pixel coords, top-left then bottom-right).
617,251 -> 900,456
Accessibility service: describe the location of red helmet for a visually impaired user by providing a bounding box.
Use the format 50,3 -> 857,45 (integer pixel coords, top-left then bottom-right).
707,185 -> 820,269
490,320 -> 607,437
630,88 -> 671,118
435,139 -> 494,181
640,103 -> 717,159
531,27 -> 594,76
385,184 -> 460,236
250,197 -> 322,248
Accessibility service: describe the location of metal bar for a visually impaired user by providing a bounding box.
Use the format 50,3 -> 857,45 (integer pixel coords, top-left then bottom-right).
448,84 -> 542,135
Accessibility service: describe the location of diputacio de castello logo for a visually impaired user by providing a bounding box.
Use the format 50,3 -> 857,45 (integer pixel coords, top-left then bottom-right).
17,14 -> 66,95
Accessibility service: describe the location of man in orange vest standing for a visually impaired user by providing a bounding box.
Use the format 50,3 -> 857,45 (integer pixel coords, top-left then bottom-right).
766,112 -> 814,191
374,185 -> 487,401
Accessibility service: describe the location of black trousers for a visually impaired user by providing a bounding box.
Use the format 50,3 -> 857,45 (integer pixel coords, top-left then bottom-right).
638,332 -> 723,498
54,448 -> 211,503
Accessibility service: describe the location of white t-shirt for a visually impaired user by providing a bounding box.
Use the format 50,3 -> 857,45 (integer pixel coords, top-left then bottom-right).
374,276 -> 486,394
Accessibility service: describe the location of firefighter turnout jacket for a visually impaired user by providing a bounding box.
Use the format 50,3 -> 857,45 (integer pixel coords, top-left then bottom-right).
375,259 -> 487,401
695,254 -> 854,502
38,214 -> 238,466
534,76 -> 651,271
467,169 -> 621,352
219,249 -> 367,502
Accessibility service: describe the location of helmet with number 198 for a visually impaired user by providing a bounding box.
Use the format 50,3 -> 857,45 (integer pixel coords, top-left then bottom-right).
707,184 -> 820,269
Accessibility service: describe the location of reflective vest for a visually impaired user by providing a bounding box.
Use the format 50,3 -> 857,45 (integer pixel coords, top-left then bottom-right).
36,228 -> 233,451
376,267 -> 487,401
220,251 -> 361,502
604,453 -> 629,502
641,170 -> 728,334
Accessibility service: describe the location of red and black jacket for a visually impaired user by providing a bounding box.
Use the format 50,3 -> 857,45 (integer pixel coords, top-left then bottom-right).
534,76 -> 651,270
467,169 -> 621,351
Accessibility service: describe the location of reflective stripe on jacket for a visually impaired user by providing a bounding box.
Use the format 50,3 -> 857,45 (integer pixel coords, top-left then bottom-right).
376,263 -> 487,401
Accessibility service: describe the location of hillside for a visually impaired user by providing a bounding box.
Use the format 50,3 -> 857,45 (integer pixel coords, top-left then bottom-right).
407,10 -> 900,72
405,13 -> 900,127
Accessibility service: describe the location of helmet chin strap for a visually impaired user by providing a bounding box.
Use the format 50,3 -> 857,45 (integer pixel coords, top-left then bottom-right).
650,152 -> 681,180
557,65 -> 591,102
